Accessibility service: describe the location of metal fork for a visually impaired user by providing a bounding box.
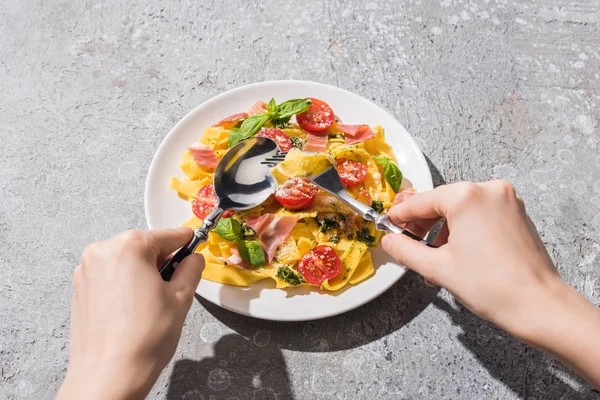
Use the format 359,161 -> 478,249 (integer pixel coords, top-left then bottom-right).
261,150 -> 288,168
308,166 -> 436,247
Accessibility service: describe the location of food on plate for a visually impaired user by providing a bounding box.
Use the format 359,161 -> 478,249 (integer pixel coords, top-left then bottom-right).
170,97 -> 412,291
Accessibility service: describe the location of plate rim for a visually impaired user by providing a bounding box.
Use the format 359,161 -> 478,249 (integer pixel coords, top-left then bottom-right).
144,79 -> 433,321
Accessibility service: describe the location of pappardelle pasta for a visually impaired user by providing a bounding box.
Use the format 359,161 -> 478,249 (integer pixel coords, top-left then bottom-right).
171,97 -> 414,291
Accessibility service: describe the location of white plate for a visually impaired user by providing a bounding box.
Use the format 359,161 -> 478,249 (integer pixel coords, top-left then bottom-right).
145,80 -> 433,321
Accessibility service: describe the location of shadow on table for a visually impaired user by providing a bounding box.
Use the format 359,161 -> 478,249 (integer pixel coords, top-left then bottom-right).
423,154 -> 447,188
165,333 -> 295,399
198,270 -> 440,352
434,298 -> 600,399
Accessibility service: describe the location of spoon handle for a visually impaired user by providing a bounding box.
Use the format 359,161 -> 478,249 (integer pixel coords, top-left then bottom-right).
159,206 -> 224,281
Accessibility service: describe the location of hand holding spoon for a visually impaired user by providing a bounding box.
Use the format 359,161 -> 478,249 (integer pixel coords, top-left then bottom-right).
159,137 -> 281,280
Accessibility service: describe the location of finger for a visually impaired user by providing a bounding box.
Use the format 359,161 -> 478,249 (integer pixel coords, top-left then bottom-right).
433,220 -> 450,246
147,227 -> 194,258
387,185 -> 455,224
516,195 -> 526,211
68,291 -> 81,358
424,278 -> 436,287
404,217 -> 440,239
381,233 -> 446,280
171,253 -> 205,300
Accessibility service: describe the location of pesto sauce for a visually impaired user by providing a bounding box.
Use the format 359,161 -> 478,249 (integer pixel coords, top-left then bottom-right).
318,217 -> 339,233
290,137 -> 305,149
276,266 -> 306,286
371,200 -> 384,213
356,227 -> 376,247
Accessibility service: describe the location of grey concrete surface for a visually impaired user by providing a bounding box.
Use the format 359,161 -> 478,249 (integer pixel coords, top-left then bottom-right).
1,0 -> 599,399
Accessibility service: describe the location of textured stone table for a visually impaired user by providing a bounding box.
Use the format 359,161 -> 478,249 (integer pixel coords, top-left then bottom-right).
1,0 -> 599,399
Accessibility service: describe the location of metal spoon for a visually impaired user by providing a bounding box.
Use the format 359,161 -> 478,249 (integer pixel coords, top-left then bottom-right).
159,137 -> 281,281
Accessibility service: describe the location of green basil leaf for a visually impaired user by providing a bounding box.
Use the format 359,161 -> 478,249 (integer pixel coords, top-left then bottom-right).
213,218 -> 243,242
273,98 -> 312,120
238,240 -> 266,267
267,98 -> 277,115
228,113 -> 270,147
236,240 -> 249,262
383,162 -> 403,193
372,155 -> 402,192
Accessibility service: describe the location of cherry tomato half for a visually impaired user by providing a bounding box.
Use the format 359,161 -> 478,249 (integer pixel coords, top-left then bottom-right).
192,184 -> 217,219
298,245 -> 342,285
192,184 -> 233,219
336,158 -> 367,187
296,98 -> 335,132
256,128 -> 293,152
274,177 -> 319,210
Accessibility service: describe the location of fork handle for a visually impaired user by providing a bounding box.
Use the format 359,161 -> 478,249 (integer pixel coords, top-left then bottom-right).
336,190 -> 436,248
376,215 -> 437,248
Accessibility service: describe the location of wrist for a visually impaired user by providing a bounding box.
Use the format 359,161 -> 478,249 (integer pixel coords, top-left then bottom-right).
508,278 -> 600,387
508,277 -> 573,346
58,356 -> 159,400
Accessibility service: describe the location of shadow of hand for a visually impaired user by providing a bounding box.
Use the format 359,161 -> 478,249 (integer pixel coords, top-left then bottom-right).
166,334 -> 294,400
434,298 -> 600,399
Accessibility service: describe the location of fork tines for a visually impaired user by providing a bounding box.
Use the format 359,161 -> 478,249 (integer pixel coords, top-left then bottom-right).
261,151 -> 287,167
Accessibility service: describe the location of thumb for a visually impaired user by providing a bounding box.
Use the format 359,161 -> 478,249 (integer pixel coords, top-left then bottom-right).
382,233 -> 446,283
171,253 -> 205,300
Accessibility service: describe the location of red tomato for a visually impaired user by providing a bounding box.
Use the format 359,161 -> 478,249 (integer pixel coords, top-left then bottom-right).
296,98 -> 335,132
192,184 -> 217,219
192,184 -> 233,219
274,177 -> 319,210
336,158 -> 367,187
298,245 -> 342,285
256,128 -> 293,152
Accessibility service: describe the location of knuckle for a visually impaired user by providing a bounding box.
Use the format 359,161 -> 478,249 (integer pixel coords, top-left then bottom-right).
120,230 -> 147,248
493,180 -> 516,198
81,243 -> 97,264
454,182 -> 479,204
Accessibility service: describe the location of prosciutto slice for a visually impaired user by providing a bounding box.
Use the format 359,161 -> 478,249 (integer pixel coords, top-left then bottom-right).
303,132 -> 328,152
345,125 -> 375,145
245,214 -> 299,261
247,100 -> 268,116
225,248 -> 251,270
188,142 -> 219,168
212,112 -> 248,129
336,124 -> 366,137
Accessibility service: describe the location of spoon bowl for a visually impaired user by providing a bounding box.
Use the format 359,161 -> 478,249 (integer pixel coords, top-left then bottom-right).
159,137 -> 280,280
215,136 -> 279,210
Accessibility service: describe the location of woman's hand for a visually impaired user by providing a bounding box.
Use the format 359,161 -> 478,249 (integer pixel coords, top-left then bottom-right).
57,228 -> 204,400
383,181 -> 600,388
